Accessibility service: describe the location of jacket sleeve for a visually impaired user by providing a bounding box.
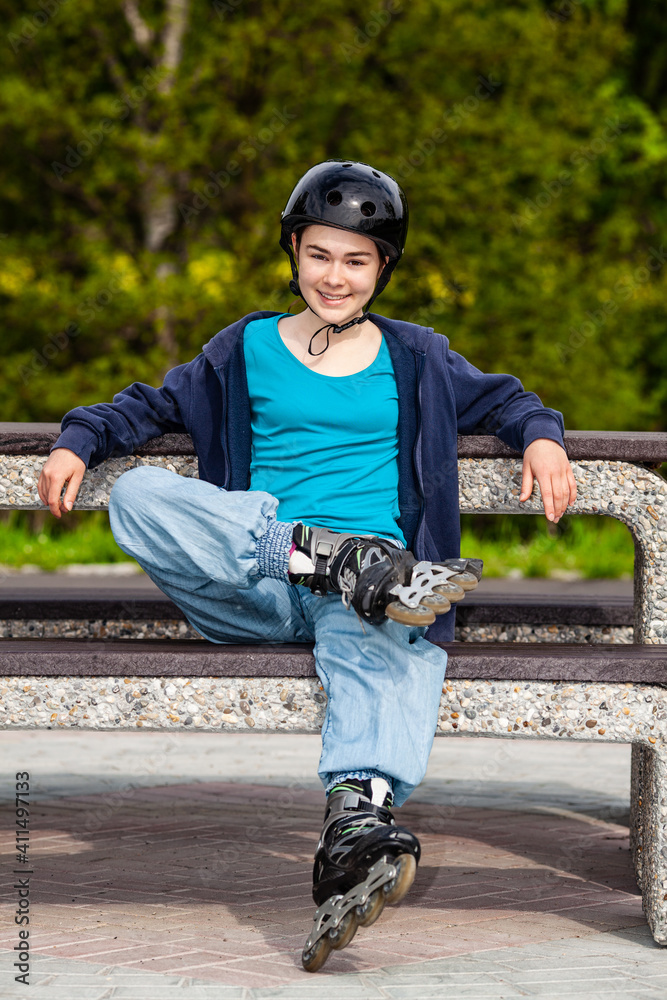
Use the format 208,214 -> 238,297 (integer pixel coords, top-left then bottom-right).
51,355 -> 202,469
445,341 -> 565,452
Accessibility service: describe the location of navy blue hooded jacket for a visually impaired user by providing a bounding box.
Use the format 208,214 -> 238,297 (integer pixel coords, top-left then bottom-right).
53,311 -> 565,640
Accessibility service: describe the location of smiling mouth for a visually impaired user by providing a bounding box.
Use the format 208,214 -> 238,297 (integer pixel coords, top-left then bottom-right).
318,290 -> 350,303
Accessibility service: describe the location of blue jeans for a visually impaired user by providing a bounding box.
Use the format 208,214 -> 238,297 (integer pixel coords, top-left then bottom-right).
108,466 -> 447,806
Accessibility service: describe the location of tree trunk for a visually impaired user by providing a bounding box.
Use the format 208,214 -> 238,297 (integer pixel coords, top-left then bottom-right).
125,0 -> 192,369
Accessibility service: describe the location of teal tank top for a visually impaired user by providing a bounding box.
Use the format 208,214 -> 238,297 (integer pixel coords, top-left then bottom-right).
243,314 -> 405,544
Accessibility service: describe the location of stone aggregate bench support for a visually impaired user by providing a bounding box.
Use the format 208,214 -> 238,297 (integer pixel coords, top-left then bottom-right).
630,743 -> 667,944
2,663 -> 667,943
2,437 -> 667,944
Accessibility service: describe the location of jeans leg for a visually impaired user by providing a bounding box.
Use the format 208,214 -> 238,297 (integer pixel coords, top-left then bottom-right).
108,466 -> 311,644
302,591 -> 447,807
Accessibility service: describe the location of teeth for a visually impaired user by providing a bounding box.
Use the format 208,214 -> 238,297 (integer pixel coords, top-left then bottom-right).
320,292 -> 346,300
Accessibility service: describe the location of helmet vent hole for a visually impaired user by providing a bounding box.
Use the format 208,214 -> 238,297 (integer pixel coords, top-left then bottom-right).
360,201 -> 376,217
326,190 -> 343,206
372,170 -> 381,177
342,162 -> 353,168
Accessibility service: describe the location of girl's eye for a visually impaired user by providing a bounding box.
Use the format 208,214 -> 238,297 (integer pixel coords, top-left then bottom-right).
310,254 -> 365,265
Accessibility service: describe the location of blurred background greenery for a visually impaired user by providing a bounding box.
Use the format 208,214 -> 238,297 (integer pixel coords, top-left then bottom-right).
0,509 -> 635,578
1,0 -> 663,572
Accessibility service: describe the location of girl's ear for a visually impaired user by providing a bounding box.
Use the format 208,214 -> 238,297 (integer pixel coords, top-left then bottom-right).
291,232 -> 298,256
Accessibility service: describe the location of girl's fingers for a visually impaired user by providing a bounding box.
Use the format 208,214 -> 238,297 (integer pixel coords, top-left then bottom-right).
556,471 -> 569,519
540,476 -> 555,520
520,462 -> 534,502
46,475 -> 65,518
60,468 -> 84,513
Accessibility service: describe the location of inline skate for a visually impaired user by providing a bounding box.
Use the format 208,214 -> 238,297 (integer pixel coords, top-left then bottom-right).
301,777 -> 420,972
289,522 -> 482,626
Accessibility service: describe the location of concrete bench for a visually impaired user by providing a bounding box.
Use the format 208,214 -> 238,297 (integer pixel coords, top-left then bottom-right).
2,423 -> 667,944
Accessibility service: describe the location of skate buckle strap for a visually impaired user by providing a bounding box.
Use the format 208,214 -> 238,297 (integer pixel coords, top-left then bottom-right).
308,536 -> 335,596
314,538 -> 334,567
326,791 -> 393,820
307,528 -> 363,599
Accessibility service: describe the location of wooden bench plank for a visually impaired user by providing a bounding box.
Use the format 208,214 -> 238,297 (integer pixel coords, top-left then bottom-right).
0,594 -> 634,626
0,597 -> 188,621
456,595 -> 633,627
0,639 -> 664,682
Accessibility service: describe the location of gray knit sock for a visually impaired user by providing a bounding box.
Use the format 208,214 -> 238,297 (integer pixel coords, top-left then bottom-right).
325,770 -> 395,806
255,516 -> 296,580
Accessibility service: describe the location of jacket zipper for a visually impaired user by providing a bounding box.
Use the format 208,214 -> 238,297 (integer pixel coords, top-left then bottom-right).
214,366 -> 230,488
412,350 -> 426,554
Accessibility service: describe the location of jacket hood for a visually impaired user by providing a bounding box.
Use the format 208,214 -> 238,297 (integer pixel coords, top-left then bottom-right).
202,311 -> 438,368
202,311 -> 278,368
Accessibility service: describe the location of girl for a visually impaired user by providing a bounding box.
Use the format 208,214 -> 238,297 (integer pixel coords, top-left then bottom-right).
38,159 -> 577,971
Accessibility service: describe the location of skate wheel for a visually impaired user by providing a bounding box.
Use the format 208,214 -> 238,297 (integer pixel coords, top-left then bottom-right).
419,593 -> 451,614
448,571 -> 478,591
328,910 -> 358,950
385,601 -> 435,626
433,581 -> 466,602
302,935 -> 332,973
383,853 -> 417,906
356,888 -> 386,927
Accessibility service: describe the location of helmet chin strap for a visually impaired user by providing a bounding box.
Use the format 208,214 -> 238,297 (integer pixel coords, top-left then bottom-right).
307,313 -> 371,357
288,267 -> 376,358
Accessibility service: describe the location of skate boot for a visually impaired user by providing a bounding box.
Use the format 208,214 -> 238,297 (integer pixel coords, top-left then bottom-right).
301,778 -> 420,973
289,522 -> 483,626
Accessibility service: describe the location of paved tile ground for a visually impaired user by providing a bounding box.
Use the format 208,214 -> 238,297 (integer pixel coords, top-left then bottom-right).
0,733 -> 662,998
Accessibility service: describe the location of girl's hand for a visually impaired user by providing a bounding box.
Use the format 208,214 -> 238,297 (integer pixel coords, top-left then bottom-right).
38,448 -> 86,518
520,438 -> 577,522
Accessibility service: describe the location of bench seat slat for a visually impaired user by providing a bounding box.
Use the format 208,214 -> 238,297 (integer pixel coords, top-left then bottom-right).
0,596 -> 634,626
0,639 -> 664,682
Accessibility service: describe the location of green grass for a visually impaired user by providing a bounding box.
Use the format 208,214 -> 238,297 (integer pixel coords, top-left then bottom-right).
0,511 -> 130,572
460,514 -> 634,579
0,510 -> 635,577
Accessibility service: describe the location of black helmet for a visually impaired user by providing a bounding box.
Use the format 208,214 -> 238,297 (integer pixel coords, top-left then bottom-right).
279,159 -> 408,309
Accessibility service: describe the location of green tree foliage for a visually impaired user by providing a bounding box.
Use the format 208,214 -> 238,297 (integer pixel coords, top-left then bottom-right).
1,0 -> 666,430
